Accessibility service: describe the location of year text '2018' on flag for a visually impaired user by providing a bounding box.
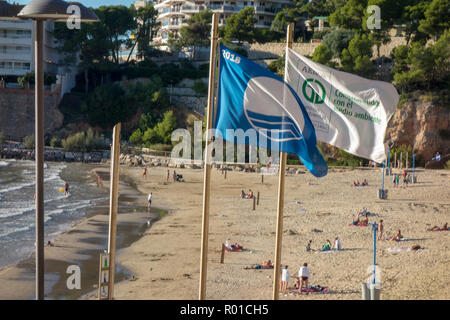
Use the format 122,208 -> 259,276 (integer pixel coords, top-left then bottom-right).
285,48 -> 399,163
214,44 -> 327,178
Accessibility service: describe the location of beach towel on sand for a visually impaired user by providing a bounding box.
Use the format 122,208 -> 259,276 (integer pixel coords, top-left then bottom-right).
387,247 -> 411,253
289,286 -> 328,293
348,223 -> 367,227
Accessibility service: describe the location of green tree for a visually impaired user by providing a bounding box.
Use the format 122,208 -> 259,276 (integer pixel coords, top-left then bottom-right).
402,0 -> 431,44
341,33 -> 374,76
392,30 -> 450,91
54,20 -> 110,94
141,110 -> 177,145
95,5 -> 136,65
312,43 -> 333,66
418,0 -> 450,38
322,29 -> 354,58
127,3 -> 160,62
169,9 -> 213,59
329,0 -> 367,31
83,84 -> 131,129
129,128 -> 143,145
224,7 -> 257,45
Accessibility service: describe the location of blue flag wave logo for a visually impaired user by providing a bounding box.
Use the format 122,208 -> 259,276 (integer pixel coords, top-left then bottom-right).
215,44 -> 327,178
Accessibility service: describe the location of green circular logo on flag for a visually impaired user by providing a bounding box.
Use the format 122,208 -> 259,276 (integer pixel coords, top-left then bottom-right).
302,78 -> 326,104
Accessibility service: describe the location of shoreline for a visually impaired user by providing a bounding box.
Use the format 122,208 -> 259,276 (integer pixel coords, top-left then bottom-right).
0,163 -> 166,300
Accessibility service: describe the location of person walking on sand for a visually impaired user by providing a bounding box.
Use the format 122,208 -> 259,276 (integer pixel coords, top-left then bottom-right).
147,192 -> 152,213
281,265 -> 290,295
143,167 -> 147,179
378,220 -> 384,240
298,263 -> 310,294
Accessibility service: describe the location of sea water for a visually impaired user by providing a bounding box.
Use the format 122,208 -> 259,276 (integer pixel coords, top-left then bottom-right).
0,160 -> 108,270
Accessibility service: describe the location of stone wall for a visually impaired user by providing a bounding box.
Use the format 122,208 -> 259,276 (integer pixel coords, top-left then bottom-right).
0,86 -> 63,140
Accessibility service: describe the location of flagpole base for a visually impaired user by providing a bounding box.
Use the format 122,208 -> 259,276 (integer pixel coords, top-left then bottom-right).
377,189 -> 387,199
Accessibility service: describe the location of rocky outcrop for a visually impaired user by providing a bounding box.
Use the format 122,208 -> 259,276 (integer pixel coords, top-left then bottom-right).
385,92 -> 450,163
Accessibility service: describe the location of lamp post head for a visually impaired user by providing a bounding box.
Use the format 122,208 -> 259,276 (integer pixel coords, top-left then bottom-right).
17,0 -> 99,22
18,0 -> 71,20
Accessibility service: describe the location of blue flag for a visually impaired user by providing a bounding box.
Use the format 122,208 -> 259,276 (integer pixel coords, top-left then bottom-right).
214,44 -> 328,178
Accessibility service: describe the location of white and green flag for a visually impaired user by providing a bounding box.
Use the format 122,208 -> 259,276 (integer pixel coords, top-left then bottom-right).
285,48 -> 399,163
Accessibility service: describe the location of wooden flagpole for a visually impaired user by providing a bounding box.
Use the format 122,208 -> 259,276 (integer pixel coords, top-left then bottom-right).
199,13 -> 219,300
107,123 -> 121,300
272,23 -> 294,300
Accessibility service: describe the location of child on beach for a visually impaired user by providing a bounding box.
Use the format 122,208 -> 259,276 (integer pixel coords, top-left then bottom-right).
281,265 -> 289,295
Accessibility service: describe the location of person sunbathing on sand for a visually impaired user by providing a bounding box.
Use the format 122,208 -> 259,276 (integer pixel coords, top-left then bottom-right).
360,216 -> 369,225
427,223 -> 448,231
241,190 -> 247,199
388,229 -> 403,241
353,180 -> 360,187
362,179 -> 368,186
352,215 -> 360,225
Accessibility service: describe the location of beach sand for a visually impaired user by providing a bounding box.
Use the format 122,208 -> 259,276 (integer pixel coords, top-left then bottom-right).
2,164 -> 448,300
104,165 -> 449,300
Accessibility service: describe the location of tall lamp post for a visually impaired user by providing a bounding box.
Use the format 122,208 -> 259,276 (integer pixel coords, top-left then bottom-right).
17,0 -> 98,300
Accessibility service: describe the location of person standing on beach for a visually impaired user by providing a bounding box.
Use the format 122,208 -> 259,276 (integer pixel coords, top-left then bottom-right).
147,192 -> 152,213
298,263 -> 310,294
64,182 -> 69,196
173,170 -> 177,182
143,167 -> 147,179
167,169 -> 170,182
378,220 -> 384,240
281,265 -> 289,295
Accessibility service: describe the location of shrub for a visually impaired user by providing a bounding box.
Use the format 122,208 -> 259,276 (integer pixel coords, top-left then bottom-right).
61,129 -> 106,152
23,135 -> 35,149
49,136 -> 62,148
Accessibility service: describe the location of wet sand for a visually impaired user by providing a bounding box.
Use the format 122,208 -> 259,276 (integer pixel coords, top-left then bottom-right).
0,165 -> 165,300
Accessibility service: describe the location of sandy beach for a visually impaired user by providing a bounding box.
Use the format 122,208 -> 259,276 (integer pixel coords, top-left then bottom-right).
1,163 -> 448,300
91,165 -> 450,300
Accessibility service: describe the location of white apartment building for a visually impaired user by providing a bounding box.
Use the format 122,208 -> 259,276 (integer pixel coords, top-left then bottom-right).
150,0 -> 293,44
0,1 -> 61,78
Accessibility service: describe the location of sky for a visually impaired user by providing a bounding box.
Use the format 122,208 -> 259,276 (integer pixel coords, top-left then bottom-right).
11,1 -> 137,8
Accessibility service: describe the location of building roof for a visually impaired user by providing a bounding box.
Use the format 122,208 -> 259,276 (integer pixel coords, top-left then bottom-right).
0,1 -> 24,19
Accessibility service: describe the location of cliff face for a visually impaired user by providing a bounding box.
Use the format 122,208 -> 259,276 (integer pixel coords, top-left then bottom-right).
385,92 -> 450,163
0,88 -> 64,140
